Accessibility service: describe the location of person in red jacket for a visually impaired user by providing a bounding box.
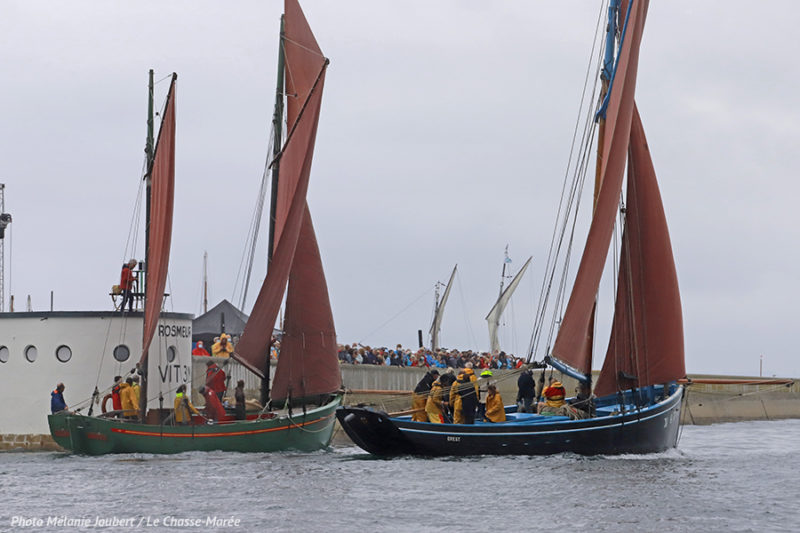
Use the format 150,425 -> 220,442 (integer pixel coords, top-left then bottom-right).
205,360 -> 227,401
111,376 -> 123,411
119,259 -> 138,312
192,341 -> 210,356
199,386 -> 225,422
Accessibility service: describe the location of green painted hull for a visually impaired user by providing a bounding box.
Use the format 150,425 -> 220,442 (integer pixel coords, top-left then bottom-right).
47,395 -> 341,455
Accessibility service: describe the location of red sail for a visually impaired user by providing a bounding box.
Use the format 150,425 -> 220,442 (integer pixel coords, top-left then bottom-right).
139,75 -> 176,364
594,105 -> 685,396
549,0 -> 649,375
235,0 -> 341,402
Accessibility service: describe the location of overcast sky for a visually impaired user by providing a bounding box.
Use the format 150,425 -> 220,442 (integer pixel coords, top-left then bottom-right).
1,1 -> 798,377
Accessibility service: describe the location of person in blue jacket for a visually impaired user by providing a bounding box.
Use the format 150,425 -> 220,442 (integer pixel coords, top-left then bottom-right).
50,383 -> 70,414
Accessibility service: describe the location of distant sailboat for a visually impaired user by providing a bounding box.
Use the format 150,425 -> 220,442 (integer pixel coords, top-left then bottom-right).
49,0 -> 342,454
338,0 -> 686,456
485,251 -> 531,355
429,264 -> 457,351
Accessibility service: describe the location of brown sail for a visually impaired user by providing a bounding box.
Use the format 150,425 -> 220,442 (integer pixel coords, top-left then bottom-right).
234,0 -> 341,403
549,0 -> 649,376
139,74 -> 177,364
594,105 -> 685,396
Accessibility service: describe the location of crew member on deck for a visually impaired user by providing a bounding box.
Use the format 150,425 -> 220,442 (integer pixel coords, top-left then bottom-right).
484,384 -> 506,422
120,377 -> 138,419
199,386 -> 225,422
212,334 -> 234,358
537,381 -> 568,416
131,375 -> 141,407
424,378 -> 446,423
205,360 -> 227,401
517,369 -> 536,413
111,376 -> 123,412
411,369 -> 439,422
192,341 -> 210,356
234,380 -> 246,420
173,384 -> 200,425
50,383 -> 70,414
119,259 -> 138,312
458,367 -> 479,424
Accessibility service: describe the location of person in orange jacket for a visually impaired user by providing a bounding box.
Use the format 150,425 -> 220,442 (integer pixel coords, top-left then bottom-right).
205,360 -> 227,401
424,379 -> 446,423
484,384 -> 506,422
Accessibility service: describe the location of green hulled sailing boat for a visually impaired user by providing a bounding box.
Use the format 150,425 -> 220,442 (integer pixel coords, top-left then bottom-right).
48,0 -> 342,455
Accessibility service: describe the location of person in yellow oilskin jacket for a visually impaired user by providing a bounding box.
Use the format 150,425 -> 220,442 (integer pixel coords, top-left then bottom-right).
173,384 -> 200,425
411,369 -> 439,422
425,378 -> 446,423
450,371 -> 465,424
119,377 -> 138,418
484,384 -> 506,422
212,333 -> 234,358
537,381 -> 568,416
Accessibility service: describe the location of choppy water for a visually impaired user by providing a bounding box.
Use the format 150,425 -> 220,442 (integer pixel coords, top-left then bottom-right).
1,419 -> 799,532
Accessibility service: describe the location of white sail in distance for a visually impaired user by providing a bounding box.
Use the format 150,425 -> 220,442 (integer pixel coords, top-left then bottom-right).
486,256 -> 532,354
429,264 -> 457,351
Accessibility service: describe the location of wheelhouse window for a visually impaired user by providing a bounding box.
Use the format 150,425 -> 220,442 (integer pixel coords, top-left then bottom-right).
0,346 -> 8,363
167,345 -> 177,363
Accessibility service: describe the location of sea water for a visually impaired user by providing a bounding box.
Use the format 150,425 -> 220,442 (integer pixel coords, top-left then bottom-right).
1,419 -> 798,532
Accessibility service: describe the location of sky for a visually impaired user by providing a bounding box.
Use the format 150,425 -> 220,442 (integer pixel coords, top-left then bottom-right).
1,1 -> 798,377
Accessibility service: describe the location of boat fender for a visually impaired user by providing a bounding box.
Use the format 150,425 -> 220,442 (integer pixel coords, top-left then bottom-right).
101,394 -> 113,414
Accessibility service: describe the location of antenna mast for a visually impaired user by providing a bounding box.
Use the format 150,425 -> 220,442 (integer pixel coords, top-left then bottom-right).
0,184 -> 12,312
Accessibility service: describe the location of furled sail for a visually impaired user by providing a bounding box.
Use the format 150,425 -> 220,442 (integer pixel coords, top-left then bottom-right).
548,0 -> 649,378
486,256 -> 532,354
430,265 -> 457,351
139,74 -> 177,364
594,105 -> 684,396
234,0 -> 342,403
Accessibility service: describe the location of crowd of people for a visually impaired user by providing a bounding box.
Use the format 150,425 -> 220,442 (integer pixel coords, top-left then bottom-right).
337,344 -> 526,370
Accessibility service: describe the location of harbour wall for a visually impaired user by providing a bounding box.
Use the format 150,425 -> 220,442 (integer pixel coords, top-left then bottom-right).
6,358 -> 798,451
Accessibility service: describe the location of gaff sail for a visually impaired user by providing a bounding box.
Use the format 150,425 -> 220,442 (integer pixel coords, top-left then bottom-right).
548,0 -> 649,380
233,0 -> 341,404
139,74 -> 177,364
486,256 -> 532,354
594,104 -> 684,396
430,265 -> 457,351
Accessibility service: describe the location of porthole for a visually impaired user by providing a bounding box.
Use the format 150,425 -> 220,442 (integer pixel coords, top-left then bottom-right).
113,344 -> 130,362
167,345 -> 177,363
25,345 -> 38,363
0,346 -> 8,363
56,345 -> 72,363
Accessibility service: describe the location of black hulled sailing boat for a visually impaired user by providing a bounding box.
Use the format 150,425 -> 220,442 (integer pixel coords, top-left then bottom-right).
337,0 -> 686,456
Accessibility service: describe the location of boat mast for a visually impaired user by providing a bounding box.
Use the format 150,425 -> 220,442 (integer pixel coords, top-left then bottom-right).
202,251 -> 208,314
262,14 -> 285,408
139,69 -> 155,421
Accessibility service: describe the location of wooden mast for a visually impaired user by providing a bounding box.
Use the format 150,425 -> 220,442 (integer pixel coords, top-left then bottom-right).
261,14 -> 286,408
139,69 -> 155,421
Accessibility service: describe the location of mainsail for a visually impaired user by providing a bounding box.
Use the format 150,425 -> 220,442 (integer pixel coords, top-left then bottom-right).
548,0 -> 649,379
430,265 -> 457,351
139,74 -> 177,364
594,105 -> 684,396
233,0 -> 341,404
486,256 -> 532,354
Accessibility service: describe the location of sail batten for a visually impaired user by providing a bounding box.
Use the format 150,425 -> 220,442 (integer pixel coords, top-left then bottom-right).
233,0 -> 341,403
139,74 -> 177,365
